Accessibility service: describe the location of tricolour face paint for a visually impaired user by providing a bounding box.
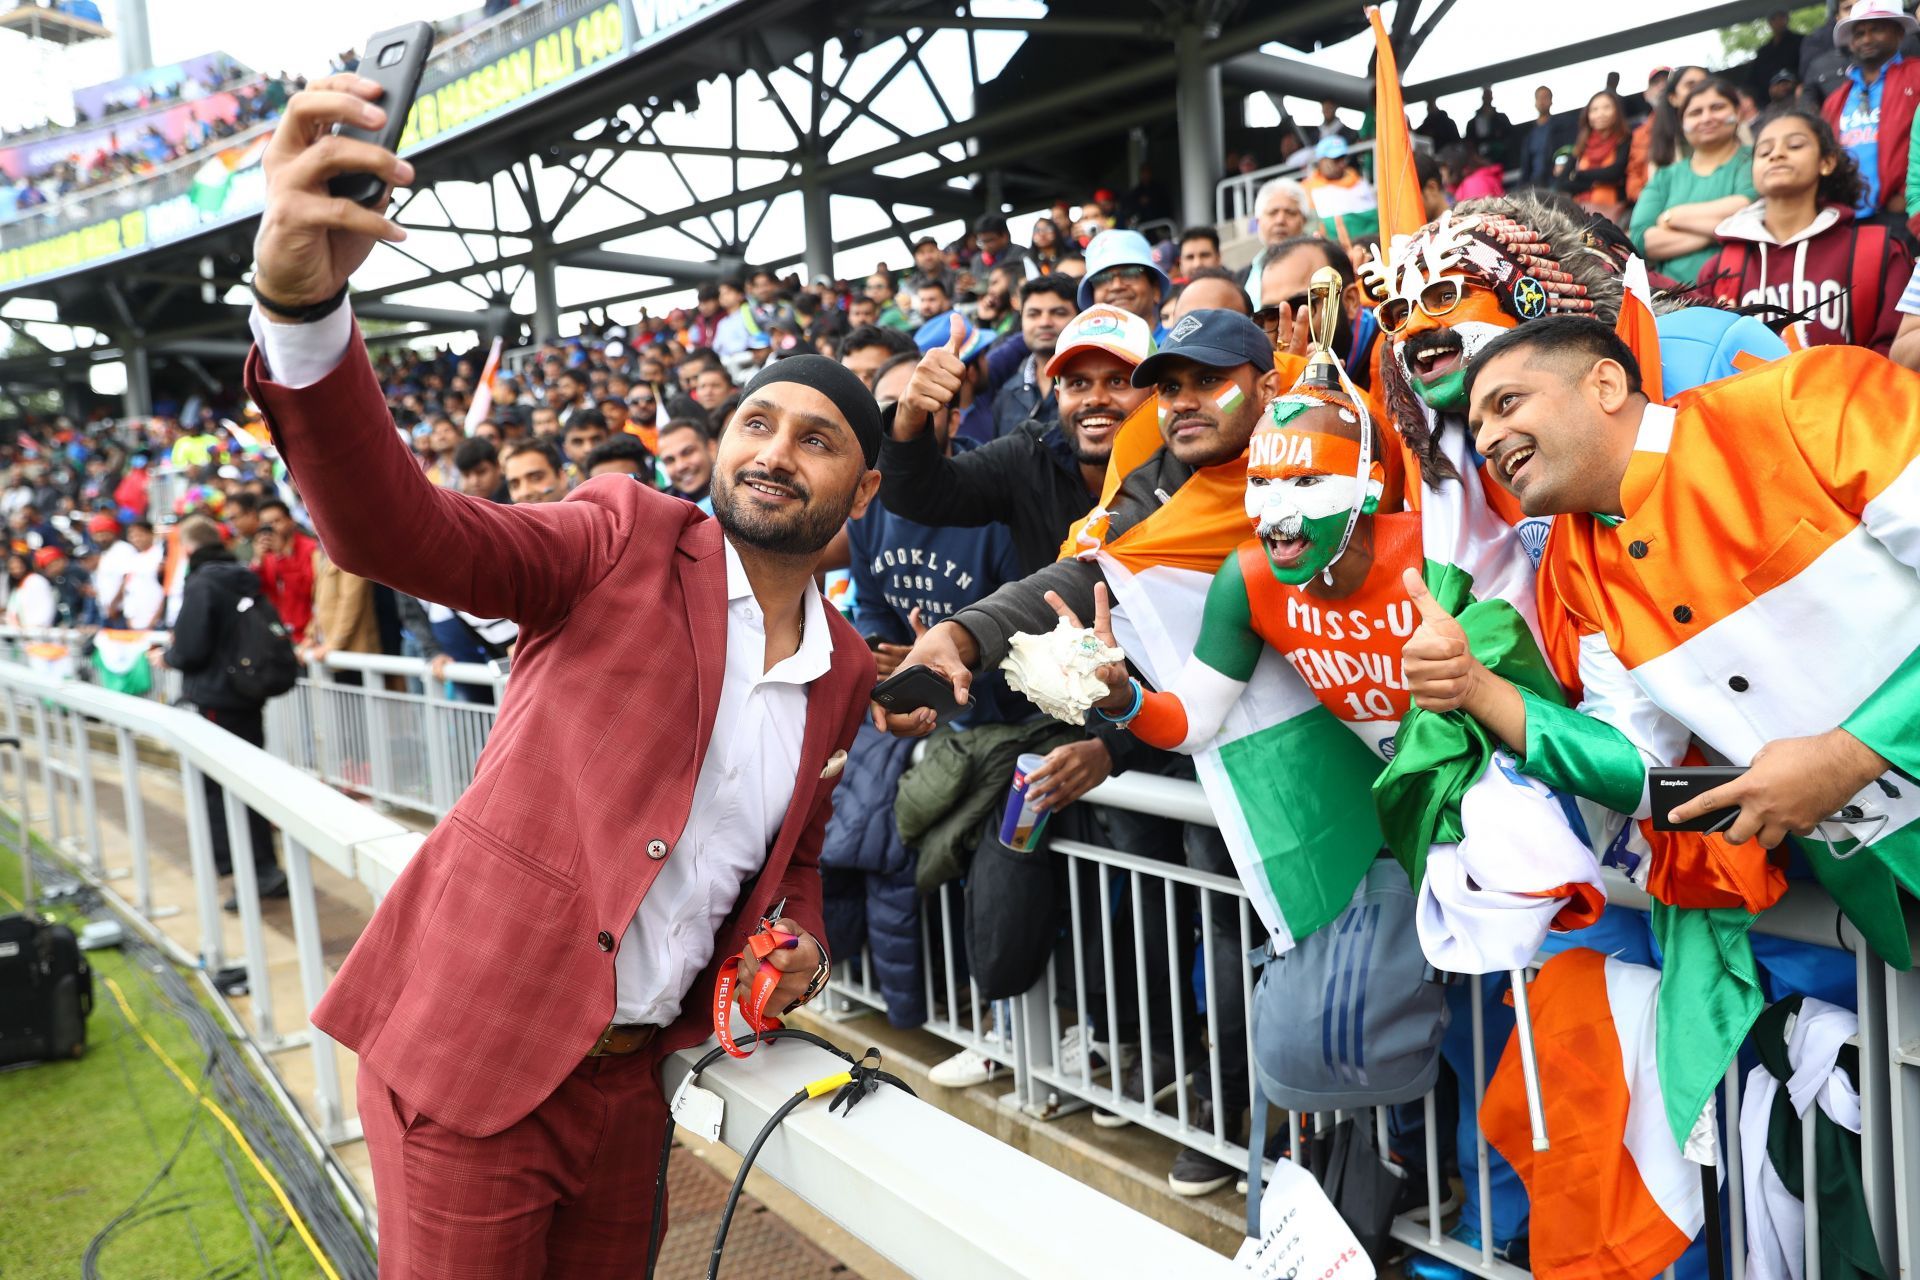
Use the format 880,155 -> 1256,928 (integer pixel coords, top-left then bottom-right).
1245,403 -> 1385,586
1214,381 -> 1246,416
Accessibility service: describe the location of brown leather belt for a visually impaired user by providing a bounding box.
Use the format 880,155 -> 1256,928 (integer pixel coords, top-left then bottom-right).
587,1022 -> 662,1057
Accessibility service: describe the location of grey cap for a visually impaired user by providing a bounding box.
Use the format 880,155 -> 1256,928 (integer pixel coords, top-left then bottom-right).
1251,859 -> 1449,1112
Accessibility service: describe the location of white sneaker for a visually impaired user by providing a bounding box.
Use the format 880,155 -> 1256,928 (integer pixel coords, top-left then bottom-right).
1057,1024 -> 1136,1080
929,1046 -> 1003,1088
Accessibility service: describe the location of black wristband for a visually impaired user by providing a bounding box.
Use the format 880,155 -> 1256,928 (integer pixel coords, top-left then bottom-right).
251,279 -> 349,324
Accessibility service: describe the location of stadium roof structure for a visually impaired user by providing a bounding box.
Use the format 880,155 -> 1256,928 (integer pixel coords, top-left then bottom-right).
0,0 -> 1783,419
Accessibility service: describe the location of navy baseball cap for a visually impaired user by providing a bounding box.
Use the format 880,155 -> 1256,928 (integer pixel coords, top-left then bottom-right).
1130,308 -> 1275,388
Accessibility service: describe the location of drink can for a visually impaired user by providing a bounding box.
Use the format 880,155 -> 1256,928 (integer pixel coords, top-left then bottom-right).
998,752 -> 1053,852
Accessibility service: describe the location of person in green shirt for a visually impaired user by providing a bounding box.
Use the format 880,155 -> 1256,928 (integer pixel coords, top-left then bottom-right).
169,421 -> 221,469
1628,77 -> 1756,285
863,271 -> 916,332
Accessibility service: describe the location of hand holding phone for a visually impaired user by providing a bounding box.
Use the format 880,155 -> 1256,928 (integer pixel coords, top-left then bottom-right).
328,24 -> 433,207
871,664 -> 962,725
252,35 -> 425,311
1649,766 -> 1746,833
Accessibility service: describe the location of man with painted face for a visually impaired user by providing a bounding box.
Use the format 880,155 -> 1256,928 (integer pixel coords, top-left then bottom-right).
1361,195 -> 1633,577
874,307 -> 1278,713
1077,384 -> 1415,754
875,308 -> 1277,1196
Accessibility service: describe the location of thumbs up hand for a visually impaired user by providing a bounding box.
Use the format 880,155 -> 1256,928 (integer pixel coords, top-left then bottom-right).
1401,568 -> 1481,713
895,313 -> 971,439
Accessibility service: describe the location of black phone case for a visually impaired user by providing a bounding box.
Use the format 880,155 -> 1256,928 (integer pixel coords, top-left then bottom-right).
328,22 -> 434,207
1649,765 -> 1748,832
870,664 -> 961,723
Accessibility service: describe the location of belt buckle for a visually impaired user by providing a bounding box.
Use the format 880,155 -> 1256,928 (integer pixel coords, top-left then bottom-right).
587,1022 -> 620,1057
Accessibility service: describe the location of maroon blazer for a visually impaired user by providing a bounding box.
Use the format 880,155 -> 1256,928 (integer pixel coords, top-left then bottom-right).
245,326 -> 874,1139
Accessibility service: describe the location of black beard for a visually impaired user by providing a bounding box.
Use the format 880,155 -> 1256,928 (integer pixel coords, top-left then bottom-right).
713,467 -> 847,558
1068,405 -> 1119,467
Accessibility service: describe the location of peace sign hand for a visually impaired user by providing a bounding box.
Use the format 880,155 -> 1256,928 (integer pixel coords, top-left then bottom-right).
1043,583 -> 1132,713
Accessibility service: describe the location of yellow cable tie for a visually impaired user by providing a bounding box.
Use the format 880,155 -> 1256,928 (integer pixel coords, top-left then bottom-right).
103,975 -> 343,1280
803,1070 -> 854,1100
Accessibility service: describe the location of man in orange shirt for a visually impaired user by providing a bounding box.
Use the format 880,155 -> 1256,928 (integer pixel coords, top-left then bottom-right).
1404,314 -> 1920,970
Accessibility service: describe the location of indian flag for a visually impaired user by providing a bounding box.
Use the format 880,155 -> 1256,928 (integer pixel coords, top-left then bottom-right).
1367,6 -> 1427,247
91,630 -> 155,697
190,134 -> 270,215
1067,402 -> 1382,951
24,642 -> 74,681
1481,948 -> 1715,1280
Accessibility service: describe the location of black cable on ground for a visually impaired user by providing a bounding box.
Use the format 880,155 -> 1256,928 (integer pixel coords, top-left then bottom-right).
24,839 -> 376,1278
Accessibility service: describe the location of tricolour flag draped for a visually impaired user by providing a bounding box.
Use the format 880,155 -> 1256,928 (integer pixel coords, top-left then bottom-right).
1366,6 -> 1426,248
1061,401 -> 1384,951
23,642 -> 74,681
91,630 -> 156,697
1482,948 -> 1712,1280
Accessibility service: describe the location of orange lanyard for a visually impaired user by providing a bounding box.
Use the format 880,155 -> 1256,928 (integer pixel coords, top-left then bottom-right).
712,907 -> 799,1059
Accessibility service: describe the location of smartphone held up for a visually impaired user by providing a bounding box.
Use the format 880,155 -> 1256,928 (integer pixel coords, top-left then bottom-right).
328,22 -> 434,208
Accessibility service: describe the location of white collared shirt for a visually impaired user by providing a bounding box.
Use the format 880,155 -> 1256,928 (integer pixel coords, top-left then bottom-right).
250,304 -> 833,1026
613,538 -> 830,1023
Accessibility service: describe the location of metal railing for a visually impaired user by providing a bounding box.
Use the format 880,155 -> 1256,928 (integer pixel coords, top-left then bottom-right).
0,633 -> 1235,1276
6,625 -> 1916,1279
1215,141 -> 1386,228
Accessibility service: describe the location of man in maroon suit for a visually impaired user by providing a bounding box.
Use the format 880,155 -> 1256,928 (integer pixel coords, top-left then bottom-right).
244,73 -> 882,1278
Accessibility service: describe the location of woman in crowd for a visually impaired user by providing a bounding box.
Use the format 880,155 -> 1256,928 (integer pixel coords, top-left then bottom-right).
1442,139 -> 1505,202
1025,216 -> 1064,276
1629,78 -> 1756,285
1562,90 -> 1632,224
1627,64 -> 1707,200
1696,106 -> 1913,353
4,549 -> 54,629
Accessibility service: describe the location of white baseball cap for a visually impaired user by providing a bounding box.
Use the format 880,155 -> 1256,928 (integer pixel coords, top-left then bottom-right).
1043,305 -> 1156,377
1836,0 -> 1919,46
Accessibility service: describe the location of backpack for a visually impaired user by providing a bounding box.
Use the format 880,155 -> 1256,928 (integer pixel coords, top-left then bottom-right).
226,590 -> 300,702
0,914 -> 92,1065
1706,220 -> 1888,344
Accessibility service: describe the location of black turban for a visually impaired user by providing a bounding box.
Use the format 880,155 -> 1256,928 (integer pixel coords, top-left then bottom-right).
738,354 -> 883,467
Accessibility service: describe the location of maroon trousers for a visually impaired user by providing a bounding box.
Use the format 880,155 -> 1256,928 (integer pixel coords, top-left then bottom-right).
358,1047 -> 671,1278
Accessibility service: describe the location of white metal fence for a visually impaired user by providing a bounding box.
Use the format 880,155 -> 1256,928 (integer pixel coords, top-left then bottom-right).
5,627 -> 1916,1280
0,637 -> 1234,1278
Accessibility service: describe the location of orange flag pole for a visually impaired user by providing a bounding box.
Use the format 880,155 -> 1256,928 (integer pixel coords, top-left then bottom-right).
1366,5 -> 1426,247
1617,257 -> 1666,405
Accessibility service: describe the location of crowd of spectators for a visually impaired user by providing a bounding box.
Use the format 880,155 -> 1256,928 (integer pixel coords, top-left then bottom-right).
8,2 -> 1920,1262
1238,2 -> 1920,360
0,74 -> 296,224
0,52 -> 249,144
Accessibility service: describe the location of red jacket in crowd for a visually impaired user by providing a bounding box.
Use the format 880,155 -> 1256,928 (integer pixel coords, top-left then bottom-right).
255,530 -> 317,643
1821,58 -> 1920,228
1695,201 -> 1914,353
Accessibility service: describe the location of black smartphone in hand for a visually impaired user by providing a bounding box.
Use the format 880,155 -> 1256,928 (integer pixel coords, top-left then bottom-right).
329,22 -> 434,208
871,664 -> 961,724
1649,765 -> 1747,832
